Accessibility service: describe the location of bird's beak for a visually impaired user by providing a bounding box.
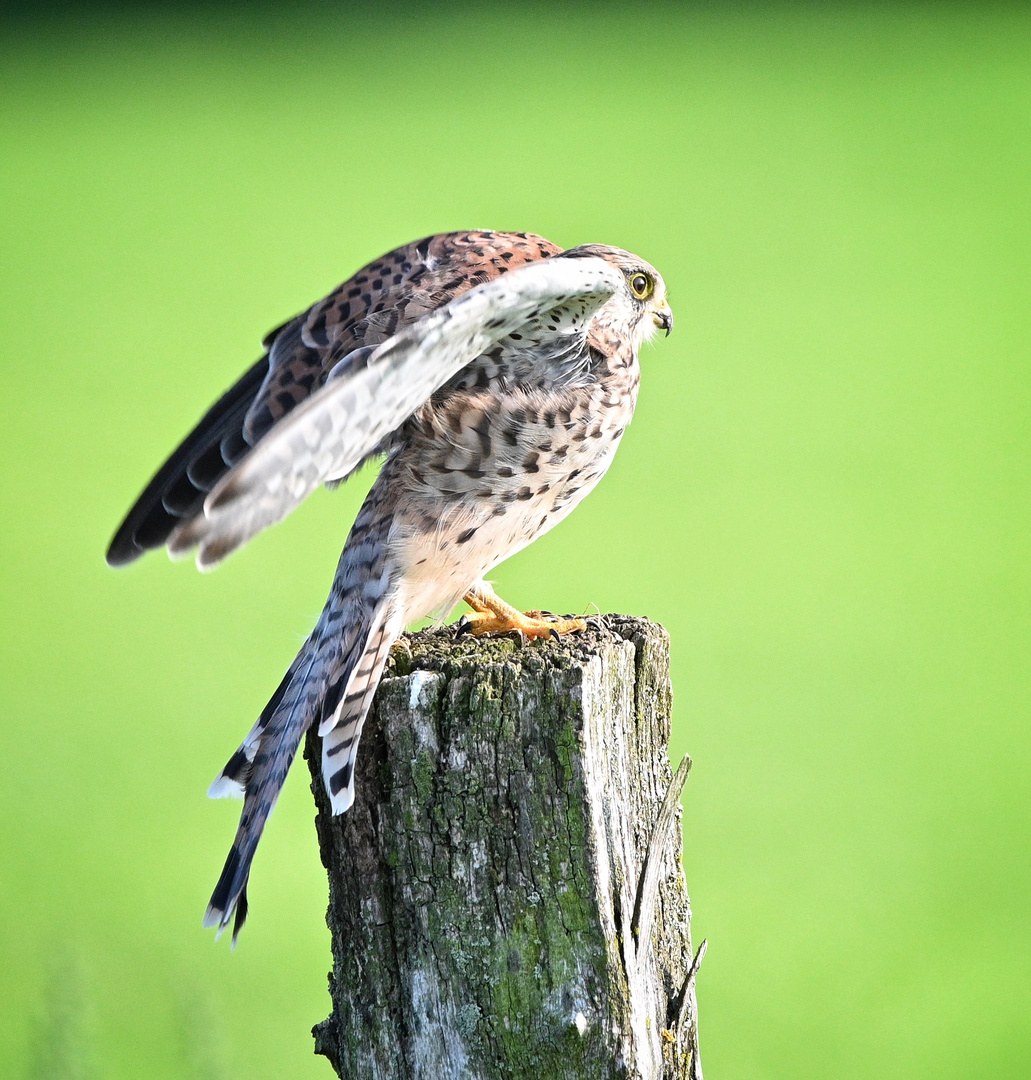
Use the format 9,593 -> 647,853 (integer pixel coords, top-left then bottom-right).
654,301 -> 673,337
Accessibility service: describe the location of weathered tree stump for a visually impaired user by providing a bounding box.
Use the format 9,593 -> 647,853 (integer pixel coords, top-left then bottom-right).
304,614 -> 702,1080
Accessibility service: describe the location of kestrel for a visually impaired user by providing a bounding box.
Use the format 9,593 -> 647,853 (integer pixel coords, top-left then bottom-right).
107,230 -> 672,942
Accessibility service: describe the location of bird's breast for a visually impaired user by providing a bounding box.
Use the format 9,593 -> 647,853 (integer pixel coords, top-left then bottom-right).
386,376 -> 637,622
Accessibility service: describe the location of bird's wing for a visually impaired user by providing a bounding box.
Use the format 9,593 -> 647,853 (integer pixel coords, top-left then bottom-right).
105,357 -> 270,566
168,256 -> 623,568
106,230 -> 560,566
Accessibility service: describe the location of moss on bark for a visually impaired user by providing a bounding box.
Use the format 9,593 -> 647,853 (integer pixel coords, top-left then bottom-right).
306,615 -> 701,1079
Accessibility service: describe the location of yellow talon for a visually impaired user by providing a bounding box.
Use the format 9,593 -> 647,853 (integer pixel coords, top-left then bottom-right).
459,582 -> 586,640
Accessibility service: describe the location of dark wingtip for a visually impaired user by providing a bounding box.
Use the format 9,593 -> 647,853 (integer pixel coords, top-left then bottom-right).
105,532 -> 143,568
104,356 -> 271,572
106,493 -> 181,567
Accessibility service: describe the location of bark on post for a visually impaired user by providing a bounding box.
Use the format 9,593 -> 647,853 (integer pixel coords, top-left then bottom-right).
304,614 -> 703,1080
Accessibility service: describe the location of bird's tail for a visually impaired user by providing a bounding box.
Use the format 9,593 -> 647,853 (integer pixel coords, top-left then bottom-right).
203,593 -> 401,944
317,602 -> 405,814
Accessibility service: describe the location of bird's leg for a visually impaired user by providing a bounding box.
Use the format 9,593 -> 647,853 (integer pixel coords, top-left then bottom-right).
457,581 -> 587,640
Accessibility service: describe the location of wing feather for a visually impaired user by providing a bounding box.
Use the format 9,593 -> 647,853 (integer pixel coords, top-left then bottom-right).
105,357 -> 269,566
169,257 -> 622,568
108,232 -> 562,568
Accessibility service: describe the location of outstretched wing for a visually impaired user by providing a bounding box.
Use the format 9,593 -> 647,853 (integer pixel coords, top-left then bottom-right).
106,231 -> 561,566
105,358 -> 270,565
169,256 -> 623,568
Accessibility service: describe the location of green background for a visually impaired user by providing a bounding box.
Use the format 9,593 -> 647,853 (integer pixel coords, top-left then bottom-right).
2,4 -> 1028,1077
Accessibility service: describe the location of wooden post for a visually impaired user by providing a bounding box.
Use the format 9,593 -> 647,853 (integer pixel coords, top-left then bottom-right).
304,615 -> 703,1079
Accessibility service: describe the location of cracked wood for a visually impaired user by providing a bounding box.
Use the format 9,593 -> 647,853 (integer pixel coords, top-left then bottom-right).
305,614 -> 702,1079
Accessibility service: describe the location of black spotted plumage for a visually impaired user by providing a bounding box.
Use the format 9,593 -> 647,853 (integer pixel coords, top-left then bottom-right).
107,232 -> 561,568
107,230 -> 672,941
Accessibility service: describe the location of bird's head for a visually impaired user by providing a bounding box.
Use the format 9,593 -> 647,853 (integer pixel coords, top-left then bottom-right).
561,244 -> 673,347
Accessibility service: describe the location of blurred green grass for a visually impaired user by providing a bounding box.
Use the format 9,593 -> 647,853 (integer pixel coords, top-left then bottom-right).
1,4 -> 1029,1077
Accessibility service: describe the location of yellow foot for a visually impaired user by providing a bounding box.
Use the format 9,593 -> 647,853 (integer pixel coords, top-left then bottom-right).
457,608 -> 587,640
458,582 -> 586,641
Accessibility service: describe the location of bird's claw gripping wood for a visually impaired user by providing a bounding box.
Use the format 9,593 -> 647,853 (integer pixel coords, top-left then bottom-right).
456,610 -> 587,641
457,581 -> 587,640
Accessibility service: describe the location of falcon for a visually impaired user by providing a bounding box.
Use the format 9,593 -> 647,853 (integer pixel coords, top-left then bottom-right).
107,230 -> 672,942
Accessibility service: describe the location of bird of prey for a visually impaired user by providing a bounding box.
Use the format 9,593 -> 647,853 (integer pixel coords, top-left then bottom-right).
107,230 -> 672,943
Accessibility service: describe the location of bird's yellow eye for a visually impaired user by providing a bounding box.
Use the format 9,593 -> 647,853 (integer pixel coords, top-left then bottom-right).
629,272 -> 653,299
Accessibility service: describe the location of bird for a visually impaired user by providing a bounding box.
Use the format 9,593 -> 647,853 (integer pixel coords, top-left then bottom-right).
106,229 -> 672,943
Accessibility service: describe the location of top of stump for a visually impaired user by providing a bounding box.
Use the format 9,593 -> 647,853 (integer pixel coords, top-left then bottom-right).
385,613 -> 670,680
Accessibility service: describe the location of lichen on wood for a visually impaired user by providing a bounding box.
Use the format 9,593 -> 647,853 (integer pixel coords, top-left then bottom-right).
305,614 -> 702,1079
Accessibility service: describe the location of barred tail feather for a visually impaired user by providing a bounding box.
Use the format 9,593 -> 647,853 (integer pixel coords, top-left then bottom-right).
207,664 -> 296,799
203,635 -> 324,944
320,608 -> 404,815
204,844 -> 250,945
317,602 -> 391,739
203,594 -> 399,942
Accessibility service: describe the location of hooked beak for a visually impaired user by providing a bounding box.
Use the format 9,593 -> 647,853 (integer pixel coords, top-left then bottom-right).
654,301 -> 673,337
